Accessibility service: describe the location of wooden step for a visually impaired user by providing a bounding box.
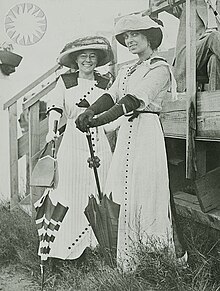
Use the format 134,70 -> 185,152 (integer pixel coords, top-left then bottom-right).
195,167 -> 220,212
174,191 -> 220,231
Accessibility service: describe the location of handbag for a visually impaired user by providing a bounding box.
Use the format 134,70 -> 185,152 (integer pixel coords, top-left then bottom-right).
30,140 -> 59,188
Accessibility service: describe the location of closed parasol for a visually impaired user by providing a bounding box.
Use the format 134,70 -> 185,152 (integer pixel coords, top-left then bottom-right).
84,129 -> 120,264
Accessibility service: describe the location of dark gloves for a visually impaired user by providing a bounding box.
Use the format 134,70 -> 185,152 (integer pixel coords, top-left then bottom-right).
75,93 -> 114,132
87,93 -> 114,115
75,109 -> 95,132
90,94 -> 140,127
90,104 -> 123,127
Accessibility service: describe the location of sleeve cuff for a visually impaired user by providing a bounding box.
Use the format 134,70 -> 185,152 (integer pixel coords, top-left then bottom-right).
47,105 -> 63,116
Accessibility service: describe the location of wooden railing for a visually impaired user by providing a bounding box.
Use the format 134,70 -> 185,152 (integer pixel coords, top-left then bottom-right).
3,64 -> 62,211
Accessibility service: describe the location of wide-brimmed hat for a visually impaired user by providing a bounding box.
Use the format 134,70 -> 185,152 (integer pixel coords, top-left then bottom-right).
115,14 -> 163,49
58,36 -> 113,68
0,45 -> 22,67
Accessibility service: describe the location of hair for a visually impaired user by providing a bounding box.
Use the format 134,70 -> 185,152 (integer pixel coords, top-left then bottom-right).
140,28 -> 163,50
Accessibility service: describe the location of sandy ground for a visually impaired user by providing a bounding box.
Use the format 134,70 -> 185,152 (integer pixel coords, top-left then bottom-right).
0,265 -> 39,291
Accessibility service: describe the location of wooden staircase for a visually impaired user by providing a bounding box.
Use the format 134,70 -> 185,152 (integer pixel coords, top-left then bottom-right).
4,64 -> 63,215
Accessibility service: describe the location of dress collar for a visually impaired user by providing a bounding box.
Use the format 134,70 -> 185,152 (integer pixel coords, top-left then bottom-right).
60,71 -> 109,89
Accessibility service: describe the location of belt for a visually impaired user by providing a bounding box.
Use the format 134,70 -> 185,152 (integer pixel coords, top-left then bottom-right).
126,110 -> 160,122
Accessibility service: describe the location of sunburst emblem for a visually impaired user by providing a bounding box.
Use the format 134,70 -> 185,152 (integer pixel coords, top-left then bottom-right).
4,3 -> 47,46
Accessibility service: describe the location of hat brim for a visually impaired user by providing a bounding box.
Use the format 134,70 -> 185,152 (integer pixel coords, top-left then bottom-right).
0,50 -> 22,67
58,44 -> 111,68
116,27 -> 163,49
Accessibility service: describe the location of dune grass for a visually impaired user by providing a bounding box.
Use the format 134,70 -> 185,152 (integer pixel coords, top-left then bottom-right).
1,202 -> 220,291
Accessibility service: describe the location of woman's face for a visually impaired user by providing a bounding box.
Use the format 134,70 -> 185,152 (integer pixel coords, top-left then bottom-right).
76,49 -> 98,74
123,31 -> 150,55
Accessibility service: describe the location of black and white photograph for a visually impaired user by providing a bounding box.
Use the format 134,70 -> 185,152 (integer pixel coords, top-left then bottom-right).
0,0 -> 220,290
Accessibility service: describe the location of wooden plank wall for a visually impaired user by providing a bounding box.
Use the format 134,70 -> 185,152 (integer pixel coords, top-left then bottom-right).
197,91 -> 220,139
160,91 -> 220,140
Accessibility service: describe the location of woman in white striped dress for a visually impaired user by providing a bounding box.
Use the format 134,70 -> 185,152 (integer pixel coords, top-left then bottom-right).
36,36 -> 113,261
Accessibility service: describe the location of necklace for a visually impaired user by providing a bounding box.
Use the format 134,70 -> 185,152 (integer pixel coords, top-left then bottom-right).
127,51 -> 155,76
127,59 -> 144,76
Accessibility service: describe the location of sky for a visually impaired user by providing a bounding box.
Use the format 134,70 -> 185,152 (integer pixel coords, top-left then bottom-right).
0,0 -> 179,95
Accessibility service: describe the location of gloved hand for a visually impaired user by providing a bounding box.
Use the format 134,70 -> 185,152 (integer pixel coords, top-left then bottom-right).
75,93 -> 114,132
75,109 -> 95,132
46,130 -> 59,143
89,104 -> 123,128
89,94 -> 140,128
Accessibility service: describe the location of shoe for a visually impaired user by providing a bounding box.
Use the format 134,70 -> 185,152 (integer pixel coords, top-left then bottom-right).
177,251 -> 189,268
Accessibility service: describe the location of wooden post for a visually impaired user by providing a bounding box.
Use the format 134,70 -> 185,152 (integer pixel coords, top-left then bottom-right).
8,103 -> 19,208
28,101 -> 40,215
185,0 -> 197,179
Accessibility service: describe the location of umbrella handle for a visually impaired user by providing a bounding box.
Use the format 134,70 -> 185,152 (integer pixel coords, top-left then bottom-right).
86,128 -> 103,202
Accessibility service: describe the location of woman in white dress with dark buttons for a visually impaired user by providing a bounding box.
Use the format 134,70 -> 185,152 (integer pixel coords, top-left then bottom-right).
76,15 -> 186,271
35,36 -> 113,261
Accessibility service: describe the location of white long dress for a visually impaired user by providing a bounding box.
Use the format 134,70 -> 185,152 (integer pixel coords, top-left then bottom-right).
104,57 -> 177,271
36,72 -> 112,260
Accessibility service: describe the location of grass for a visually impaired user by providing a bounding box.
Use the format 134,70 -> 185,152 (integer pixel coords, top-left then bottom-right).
1,202 -> 220,291
0,203 -> 39,270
